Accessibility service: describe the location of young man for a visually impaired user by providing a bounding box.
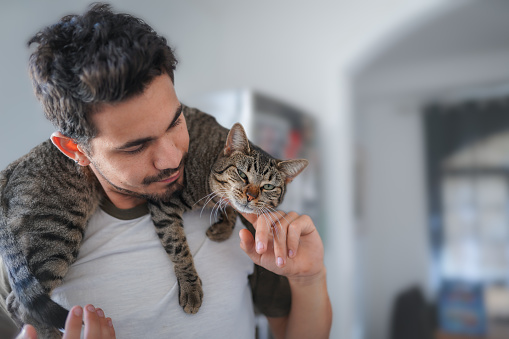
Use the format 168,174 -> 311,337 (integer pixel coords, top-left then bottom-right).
2,3 -> 332,338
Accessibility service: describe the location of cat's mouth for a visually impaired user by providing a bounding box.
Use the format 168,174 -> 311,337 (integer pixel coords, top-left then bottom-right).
227,199 -> 256,214
219,194 -> 257,214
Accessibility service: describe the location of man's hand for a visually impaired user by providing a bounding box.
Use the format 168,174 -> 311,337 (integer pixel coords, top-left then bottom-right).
16,305 -> 116,339
239,211 -> 325,282
239,211 -> 332,338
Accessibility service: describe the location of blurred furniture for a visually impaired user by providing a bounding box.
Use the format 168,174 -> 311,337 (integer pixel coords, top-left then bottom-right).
436,331 -> 486,339
390,285 -> 436,339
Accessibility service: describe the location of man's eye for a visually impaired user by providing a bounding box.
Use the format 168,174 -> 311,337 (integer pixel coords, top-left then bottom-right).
125,145 -> 145,154
170,115 -> 182,128
263,184 -> 275,190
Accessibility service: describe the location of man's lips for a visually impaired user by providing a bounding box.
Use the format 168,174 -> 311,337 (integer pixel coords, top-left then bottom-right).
158,170 -> 180,184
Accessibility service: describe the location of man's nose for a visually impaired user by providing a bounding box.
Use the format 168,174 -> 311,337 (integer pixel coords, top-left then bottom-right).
154,137 -> 182,170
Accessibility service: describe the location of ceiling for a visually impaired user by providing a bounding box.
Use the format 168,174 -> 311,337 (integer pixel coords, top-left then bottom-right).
359,1 -> 509,75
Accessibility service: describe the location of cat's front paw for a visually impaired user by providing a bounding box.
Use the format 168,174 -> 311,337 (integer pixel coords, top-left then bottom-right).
6,293 -> 62,338
178,277 -> 203,314
6,292 -> 24,327
206,221 -> 234,242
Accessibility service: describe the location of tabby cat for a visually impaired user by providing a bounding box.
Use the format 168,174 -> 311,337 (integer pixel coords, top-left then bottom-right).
0,106 -> 308,337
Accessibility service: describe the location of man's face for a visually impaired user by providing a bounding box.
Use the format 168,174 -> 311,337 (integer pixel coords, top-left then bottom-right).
85,74 -> 189,208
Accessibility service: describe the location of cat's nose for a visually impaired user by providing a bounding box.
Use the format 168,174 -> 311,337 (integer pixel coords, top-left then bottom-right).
246,191 -> 257,201
246,186 -> 259,201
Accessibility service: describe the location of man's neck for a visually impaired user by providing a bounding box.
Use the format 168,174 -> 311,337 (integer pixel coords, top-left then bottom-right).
102,188 -> 147,210
88,164 -> 147,210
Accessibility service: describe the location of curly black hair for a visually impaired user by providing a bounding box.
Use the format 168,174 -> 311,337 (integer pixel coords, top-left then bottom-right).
28,3 -> 178,151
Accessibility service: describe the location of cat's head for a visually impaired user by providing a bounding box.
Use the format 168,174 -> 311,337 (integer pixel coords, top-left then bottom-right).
209,123 -> 308,215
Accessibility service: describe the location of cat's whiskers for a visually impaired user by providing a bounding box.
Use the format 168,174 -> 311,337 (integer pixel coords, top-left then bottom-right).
258,209 -> 274,237
265,206 -> 292,228
200,193 -> 218,217
267,207 -> 293,240
202,188 -> 229,205
220,198 -> 229,212
210,197 -> 224,224
268,207 -> 288,239
210,193 -> 230,224
198,189 -> 228,218
197,192 -> 219,217
255,208 -> 277,239
193,192 -> 212,206
212,199 -> 224,222
259,206 -> 283,240
218,198 -> 229,219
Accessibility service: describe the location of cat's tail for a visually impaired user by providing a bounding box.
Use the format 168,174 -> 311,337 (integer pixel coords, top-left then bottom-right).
0,219 -> 69,329
0,218 -> 69,330
0,166 -> 68,330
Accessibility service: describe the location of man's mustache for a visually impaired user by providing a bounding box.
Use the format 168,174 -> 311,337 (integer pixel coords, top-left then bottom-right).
142,152 -> 188,185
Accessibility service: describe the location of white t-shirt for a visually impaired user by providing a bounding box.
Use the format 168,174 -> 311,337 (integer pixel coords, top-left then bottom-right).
51,202 -> 256,339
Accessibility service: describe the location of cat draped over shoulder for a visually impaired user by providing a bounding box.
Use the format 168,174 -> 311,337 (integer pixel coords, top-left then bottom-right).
0,106 -> 308,338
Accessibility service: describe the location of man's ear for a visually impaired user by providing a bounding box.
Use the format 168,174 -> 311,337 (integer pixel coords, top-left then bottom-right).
50,132 -> 90,166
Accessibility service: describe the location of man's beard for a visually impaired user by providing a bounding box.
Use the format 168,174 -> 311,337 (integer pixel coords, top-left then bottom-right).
92,153 -> 188,203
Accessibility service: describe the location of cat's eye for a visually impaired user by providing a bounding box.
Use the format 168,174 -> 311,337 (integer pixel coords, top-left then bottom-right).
237,169 -> 247,180
262,184 -> 275,190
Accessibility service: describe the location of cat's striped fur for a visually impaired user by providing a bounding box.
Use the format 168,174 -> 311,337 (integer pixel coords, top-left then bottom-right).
0,138 -> 101,338
0,106 -> 308,337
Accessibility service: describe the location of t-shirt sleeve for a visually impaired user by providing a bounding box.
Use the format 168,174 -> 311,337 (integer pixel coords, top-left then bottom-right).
248,264 -> 292,317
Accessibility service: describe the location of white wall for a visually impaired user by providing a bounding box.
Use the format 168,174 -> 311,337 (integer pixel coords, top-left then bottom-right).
355,100 -> 431,339
0,1 -> 447,338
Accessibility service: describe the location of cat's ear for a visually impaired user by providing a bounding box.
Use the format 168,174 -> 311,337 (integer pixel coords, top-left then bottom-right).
224,123 -> 250,156
278,159 -> 308,184
50,132 -> 90,166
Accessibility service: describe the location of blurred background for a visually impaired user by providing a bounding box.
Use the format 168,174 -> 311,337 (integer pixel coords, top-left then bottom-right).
2,1 -> 509,338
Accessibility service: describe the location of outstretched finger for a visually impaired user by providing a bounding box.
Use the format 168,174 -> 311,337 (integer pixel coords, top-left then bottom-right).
96,308 -> 111,338
96,308 -> 116,338
62,306 -> 83,339
16,324 -> 37,339
286,214 -> 313,258
239,228 -> 262,265
105,317 -> 116,338
271,211 -> 300,267
253,213 -> 273,255
240,212 -> 258,226
83,305 -> 101,338
239,212 -> 269,253
268,210 -> 287,267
